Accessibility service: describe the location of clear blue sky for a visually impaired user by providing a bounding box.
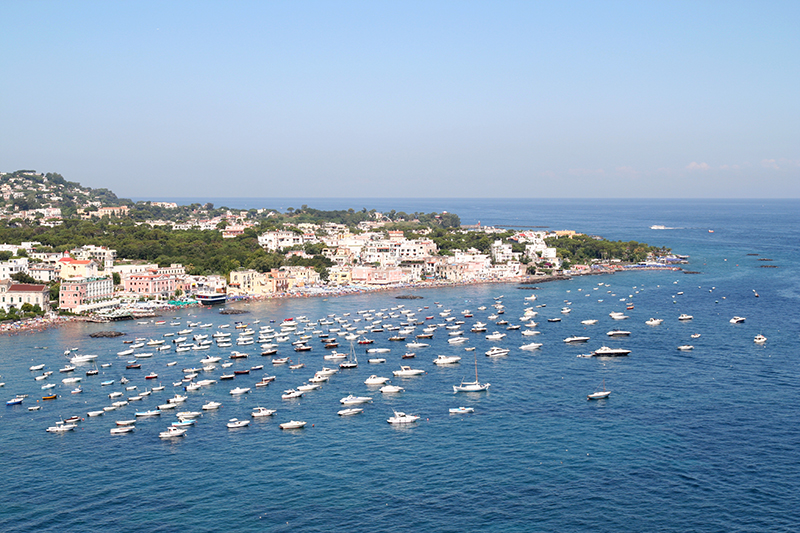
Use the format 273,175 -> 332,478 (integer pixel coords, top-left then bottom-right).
1,1 -> 798,198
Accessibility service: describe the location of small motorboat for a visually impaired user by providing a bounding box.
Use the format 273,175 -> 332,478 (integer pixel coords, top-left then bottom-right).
392,366 -> 425,377
677,345 -> 694,351
387,410 -> 420,424
340,394 -> 372,405
202,401 -> 222,410
160,427 -> 187,438
364,375 -> 389,385
281,389 -> 304,400
754,334 -> 767,344
251,407 -> 276,417
729,316 -> 746,324
110,426 -> 135,435
229,387 -> 251,395
338,408 -> 363,416
47,423 -> 77,433
226,418 -> 250,429
449,406 -> 474,414
279,420 -> 306,429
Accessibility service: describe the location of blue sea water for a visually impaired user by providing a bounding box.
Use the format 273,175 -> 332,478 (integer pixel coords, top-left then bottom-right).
1,199 -> 799,532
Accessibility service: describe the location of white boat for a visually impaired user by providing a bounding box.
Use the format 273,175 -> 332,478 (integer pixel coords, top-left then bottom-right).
729,316 -> 746,324
592,346 -> 631,357
580,319 -> 598,325
485,347 -> 510,357
453,355 -> 490,392
230,387 -> 251,395
281,389 -> 304,399
110,426 -> 134,435
279,420 -> 306,429
677,345 -> 694,351
297,384 -> 320,392
392,366 -> 425,377
485,332 -> 506,341
587,380 -> 611,400
380,384 -> 404,393
521,330 -> 541,336
70,354 -> 97,364
117,349 -> 135,356
564,336 -> 590,343
519,342 -> 542,351
609,314 -> 628,320
340,394 -> 372,404
252,407 -> 276,417
364,375 -> 389,385
134,410 -> 161,417
606,330 -> 631,337
433,355 -> 461,365
387,410 -> 420,424
366,348 -> 390,354
405,342 -> 429,349
645,318 -> 663,326
159,426 -> 187,438
61,377 -> 82,384
368,357 -> 386,364
202,401 -> 222,410
29,364 -> 46,371
338,408 -> 364,416
226,418 -> 250,429
678,314 -> 693,321
449,406 -> 474,414
754,334 -> 767,344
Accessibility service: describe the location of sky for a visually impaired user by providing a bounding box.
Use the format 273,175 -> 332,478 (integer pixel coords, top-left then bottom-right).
1,1 -> 798,199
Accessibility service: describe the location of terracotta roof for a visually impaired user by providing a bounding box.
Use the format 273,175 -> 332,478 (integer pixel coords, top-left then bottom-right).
8,284 -> 47,292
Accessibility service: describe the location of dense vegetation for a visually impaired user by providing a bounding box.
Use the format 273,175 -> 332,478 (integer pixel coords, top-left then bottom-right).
545,234 -> 666,265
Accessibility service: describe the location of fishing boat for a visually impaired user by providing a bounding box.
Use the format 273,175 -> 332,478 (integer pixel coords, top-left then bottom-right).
453,354 -> 490,392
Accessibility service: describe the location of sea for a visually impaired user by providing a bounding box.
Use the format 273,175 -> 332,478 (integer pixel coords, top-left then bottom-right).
1,199 -> 798,533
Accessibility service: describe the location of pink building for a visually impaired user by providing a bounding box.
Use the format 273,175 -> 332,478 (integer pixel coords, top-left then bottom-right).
124,270 -> 178,297
351,266 -> 404,285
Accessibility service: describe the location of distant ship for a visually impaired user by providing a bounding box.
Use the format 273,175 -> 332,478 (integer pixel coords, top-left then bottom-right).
195,292 -> 227,305
650,225 -> 667,230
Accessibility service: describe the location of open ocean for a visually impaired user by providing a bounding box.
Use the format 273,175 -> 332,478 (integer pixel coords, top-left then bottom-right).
2,199 -> 799,532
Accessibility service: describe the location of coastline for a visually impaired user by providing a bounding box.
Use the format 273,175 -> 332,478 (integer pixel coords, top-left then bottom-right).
4,266 -> 681,335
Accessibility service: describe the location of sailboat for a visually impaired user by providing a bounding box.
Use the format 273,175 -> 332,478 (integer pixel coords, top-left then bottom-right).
587,379 -> 611,400
339,340 -> 358,369
453,354 -> 490,392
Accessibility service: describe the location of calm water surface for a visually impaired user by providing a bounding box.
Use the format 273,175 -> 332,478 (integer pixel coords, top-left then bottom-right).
1,199 -> 798,532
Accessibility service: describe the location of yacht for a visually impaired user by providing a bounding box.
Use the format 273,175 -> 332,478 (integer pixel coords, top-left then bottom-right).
485,332 -> 506,341
380,384 -> 405,393
587,380 -> 611,400
337,408 -> 364,416
392,366 -> 425,377
433,355 -> 461,365
387,410 -> 420,424
754,334 -> 767,344
449,406 -> 475,414
519,342 -> 542,351
563,336 -> 590,343
252,407 -> 276,417
678,314 -> 693,321
279,420 -> 307,429
202,401 -> 222,410
485,347 -> 510,357
729,316 -> 746,324
340,395 -> 372,404
364,375 -> 389,385
645,318 -> 663,326
677,345 -> 694,351
592,346 -> 631,357
281,389 -> 304,400
606,330 -> 631,337
229,387 -> 251,395
580,319 -> 598,325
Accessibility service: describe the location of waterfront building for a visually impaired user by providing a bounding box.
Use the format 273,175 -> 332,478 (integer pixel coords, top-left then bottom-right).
0,281 -> 50,313
123,270 -> 179,298
351,266 -> 404,285
59,276 -> 116,313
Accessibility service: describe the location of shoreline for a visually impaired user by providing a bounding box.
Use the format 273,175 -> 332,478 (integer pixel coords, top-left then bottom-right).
2,266 -> 680,335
